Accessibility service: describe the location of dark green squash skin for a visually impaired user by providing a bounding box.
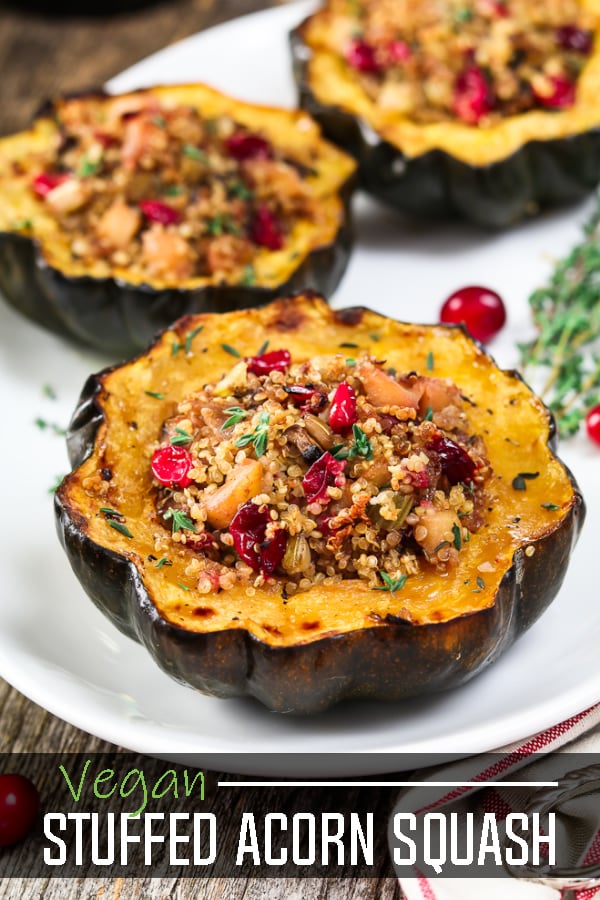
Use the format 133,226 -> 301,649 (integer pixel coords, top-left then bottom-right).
54,310 -> 586,715
0,191 -> 353,358
291,25 -> 600,228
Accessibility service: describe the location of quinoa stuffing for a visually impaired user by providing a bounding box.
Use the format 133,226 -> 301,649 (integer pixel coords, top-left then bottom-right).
149,348 -> 491,596
26,94 -> 325,283
326,0 -> 595,124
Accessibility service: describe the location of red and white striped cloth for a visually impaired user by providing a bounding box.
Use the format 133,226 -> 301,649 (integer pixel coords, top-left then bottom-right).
392,702 -> 600,900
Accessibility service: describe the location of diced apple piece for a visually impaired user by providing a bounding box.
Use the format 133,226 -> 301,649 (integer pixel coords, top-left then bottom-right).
205,459 -> 263,530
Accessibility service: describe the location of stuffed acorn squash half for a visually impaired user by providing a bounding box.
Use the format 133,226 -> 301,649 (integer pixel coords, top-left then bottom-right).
0,85 -> 355,356
55,293 -> 584,714
292,0 -> 600,227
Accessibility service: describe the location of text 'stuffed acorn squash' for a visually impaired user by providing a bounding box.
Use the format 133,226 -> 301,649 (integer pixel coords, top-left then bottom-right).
291,0 -> 600,227
0,85 -> 355,356
55,293 -> 584,714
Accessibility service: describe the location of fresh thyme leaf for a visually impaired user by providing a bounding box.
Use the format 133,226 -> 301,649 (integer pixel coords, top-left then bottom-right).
78,155 -> 102,177
512,471 -> 539,491
330,443 -> 350,460
426,351 -> 435,371
145,390 -> 165,400
372,571 -> 407,593
171,340 -> 184,356
476,576 -> 486,590
240,264 -> 256,287
152,115 -> 167,128
257,340 -> 269,356
454,6 -> 474,23
520,199 -> 600,437
170,427 -> 192,447
12,218 -> 33,231
452,523 -> 462,550
42,383 -> 57,400
541,502 -> 560,510
228,180 -> 254,201
235,412 -> 270,457
369,333 -> 381,342
48,475 -> 64,494
184,325 -> 204,354
424,406 -> 434,421
221,343 -> 241,358
222,406 -> 249,429
109,520 -> 133,538
339,342 -> 359,348
34,417 -> 66,436
100,507 -> 122,519
177,583 -> 191,591
348,423 -> 373,459
433,540 -> 451,554
345,358 -> 356,367
163,508 -> 197,533
164,184 -> 184,197
182,144 -> 206,161
155,557 -> 169,569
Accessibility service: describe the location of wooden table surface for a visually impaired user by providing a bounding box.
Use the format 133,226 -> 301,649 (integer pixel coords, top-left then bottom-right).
0,2 -> 402,897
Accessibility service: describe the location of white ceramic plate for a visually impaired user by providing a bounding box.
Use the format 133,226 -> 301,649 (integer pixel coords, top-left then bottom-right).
2,1 -> 600,774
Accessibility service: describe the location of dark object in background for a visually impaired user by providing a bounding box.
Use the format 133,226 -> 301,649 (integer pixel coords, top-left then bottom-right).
1,0 -> 167,15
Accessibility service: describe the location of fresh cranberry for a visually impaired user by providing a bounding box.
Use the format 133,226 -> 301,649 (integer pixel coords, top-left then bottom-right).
246,349 -> 291,376
427,435 -> 476,485
139,199 -> 181,226
329,382 -> 358,434
225,132 -> 273,161
556,25 -> 593,54
250,206 -> 284,250
386,40 -> 411,63
32,172 -> 70,197
230,501 -> 286,574
302,452 -> 346,505
151,446 -> 193,488
440,285 -> 506,343
0,774 -> 40,847
586,406 -> 600,446
346,39 -> 381,73
535,75 -> 576,109
453,66 -> 494,124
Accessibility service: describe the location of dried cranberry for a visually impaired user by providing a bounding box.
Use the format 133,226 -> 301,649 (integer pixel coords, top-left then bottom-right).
302,452 -> 346,505
151,446 -> 193,488
0,774 -> 40,847
250,206 -> 284,250
139,199 -> 181,226
346,39 -> 381,73
94,130 -> 118,148
246,349 -> 291,376
386,40 -> 411,63
535,76 -> 576,109
427,435 -> 476,485
32,172 -> 70,197
284,385 -> 317,407
230,501 -> 286,574
478,0 -> 509,17
440,285 -> 506,343
329,382 -> 357,434
453,66 -> 494,124
556,25 -> 593,54
186,531 -> 218,554
225,132 -> 273,161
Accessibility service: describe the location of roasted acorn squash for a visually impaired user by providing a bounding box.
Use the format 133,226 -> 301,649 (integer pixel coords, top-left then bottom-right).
55,293 -> 584,714
291,0 -> 600,227
0,85 -> 355,356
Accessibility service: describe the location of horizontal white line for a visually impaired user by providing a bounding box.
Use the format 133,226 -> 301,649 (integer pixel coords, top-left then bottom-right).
217,781 -> 559,788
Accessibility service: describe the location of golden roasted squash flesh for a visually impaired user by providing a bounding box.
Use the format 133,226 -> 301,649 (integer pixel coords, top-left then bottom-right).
56,295 -> 582,672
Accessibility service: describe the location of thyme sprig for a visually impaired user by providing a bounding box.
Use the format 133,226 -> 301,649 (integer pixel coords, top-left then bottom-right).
520,200 -> 600,437
235,412 -> 270,458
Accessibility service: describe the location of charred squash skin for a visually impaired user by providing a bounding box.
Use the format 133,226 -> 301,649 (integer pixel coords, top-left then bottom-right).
291,7 -> 600,228
0,85 -> 356,356
55,294 -> 585,714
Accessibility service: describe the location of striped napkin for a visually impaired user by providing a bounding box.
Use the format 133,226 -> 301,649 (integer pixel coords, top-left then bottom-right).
392,703 -> 600,900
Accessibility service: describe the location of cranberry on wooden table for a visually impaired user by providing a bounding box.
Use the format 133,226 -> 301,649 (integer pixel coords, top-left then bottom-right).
586,406 -> 600,447
440,285 -> 506,343
0,774 -> 40,847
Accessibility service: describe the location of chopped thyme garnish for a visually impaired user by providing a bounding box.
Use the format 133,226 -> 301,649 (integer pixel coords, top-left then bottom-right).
512,471 -> 540,491
330,442 -> 350,460
476,576 -> 486,591
182,144 -> 206,161
12,218 -> 33,231
42,383 -> 57,400
228,180 -> 254,201
424,406 -> 434,421
452,523 -> 462,550
155,557 -> 169,569
345,358 -> 356,367
257,339 -> 269,355
235,412 -> 270,458
433,540 -> 451,554
240,264 -> 256,286
108,520 -> 133,538
222,406 -> 249,429
372,572 -> 407,594
369,333 -> 380,342
426,351 -> 435,371
185,325 -> 204,354
163,508 -> 197,533
164,184 -> 183,197
177,583 -> 191,591
348,424 -> 373,459
339,342 -> 359,348
145,390 -> 165,400
100,507 -> 122,519
48,475 -> 64,494
221,343 -> 241,358
78,155 -> 102,177
34,417 -> 66,436
170,427 -> 193,447
541,502 -> 560,510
